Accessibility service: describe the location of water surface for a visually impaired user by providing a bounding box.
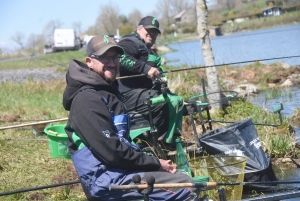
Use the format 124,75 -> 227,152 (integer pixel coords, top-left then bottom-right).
165,24 -> 300,67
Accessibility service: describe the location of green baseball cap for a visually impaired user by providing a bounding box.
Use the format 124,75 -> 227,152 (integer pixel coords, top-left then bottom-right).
138,16 -> 161,34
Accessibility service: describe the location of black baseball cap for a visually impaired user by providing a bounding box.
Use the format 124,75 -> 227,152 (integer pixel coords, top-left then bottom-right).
86,34 -> 124,57
138,16 -> 161,34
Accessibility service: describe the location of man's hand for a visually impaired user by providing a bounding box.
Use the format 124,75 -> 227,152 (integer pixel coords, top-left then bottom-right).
158,159 -> 177,173
147,67 -> 160,79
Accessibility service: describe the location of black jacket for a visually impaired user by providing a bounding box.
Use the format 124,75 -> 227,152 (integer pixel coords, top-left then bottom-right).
117,33 -> 154,92
62,59 -> 160,170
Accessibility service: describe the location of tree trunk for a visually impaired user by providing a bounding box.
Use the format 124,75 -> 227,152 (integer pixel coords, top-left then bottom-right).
196,0 -> 221,111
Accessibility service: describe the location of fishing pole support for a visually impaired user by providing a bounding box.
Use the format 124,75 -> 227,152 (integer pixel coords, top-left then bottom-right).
144,95 -> 158,150
131,174 -> 154,201
143,176 -> 155,201
218,188 -> 227,201
143,78 -> 170,153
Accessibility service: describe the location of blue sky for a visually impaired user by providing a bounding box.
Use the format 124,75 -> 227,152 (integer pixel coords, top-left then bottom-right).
0,0 -> 160,52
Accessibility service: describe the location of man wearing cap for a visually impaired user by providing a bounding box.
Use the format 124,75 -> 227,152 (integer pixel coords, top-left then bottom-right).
117,16 -> 185,149
62,34 -> 199,201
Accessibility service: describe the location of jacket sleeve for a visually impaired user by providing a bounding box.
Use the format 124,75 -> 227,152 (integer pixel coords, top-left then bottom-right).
118,38 -> 152,75
70,90 -> 160,171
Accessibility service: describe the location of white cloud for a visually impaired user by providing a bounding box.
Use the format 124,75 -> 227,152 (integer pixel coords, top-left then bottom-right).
0,40 -> 7,46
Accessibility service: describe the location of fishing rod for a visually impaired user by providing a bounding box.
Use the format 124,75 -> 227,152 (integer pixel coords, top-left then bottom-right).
110,180 -> 300,190
0,180 -> 80,197
116,55 -> 300,80
0,118 -> 68,131
1,179 -> 299,197
241,190 -> 300,201
4,138 -> 48,141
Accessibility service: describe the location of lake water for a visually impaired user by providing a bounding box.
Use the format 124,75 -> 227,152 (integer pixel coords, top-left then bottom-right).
164,24 -> 300,134
248,87 -> 300,138
165,24 -> 300,67
164,25 -> 300,200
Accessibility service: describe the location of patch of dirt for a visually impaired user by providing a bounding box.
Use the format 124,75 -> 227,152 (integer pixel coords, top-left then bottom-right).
53,165 -> 82,191
29,193 -> 45,200
1,114 -> 21,122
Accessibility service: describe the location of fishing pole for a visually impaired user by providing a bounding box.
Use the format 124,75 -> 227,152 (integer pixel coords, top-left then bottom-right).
241,190 -> 300,201
0,117 -> 68,131
109,180 -> 300,190
4,138 -> 48,141
0,180 -> 80,196
116,55 -> 300,80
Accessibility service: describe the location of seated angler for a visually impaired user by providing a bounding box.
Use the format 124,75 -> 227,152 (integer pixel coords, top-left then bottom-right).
62,34 -> 199,201
117,16 -> 186,150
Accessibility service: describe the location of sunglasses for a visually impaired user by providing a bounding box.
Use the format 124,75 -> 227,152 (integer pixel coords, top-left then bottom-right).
90,55 -> 122,64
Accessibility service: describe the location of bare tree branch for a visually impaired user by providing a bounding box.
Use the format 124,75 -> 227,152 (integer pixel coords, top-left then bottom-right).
128,9 -> 142,28
27,33 -> 45,53
72,22 -> 82,36
96,4 -> 120,35
11,32 -> 26,50
156,0 -> 194,26
43,20 -> 63,43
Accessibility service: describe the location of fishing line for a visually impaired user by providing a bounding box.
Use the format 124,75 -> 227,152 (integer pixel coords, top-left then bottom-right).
174,41 -> 193,67
37,57 -> 69,68
117,55 -> 300,80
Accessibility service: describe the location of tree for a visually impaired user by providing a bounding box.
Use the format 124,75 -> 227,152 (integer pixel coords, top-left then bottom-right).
43,20 -> 63,43
11,31 -> 26,50
85,26 -> 101,35
118,14 -> 128,24
196,0 -> 221,111
128,9 -> 142,28
96,4 -> 120,35
72,21 -> 82,36
27,33 -> 45,53
155,0 -> 195,27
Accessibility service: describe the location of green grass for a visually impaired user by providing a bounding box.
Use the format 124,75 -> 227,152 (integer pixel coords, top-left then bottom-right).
0,81 -> 68,121
0,51 -> 299,200
221,11 -> 300,34
0,51 -> 86,71
0,80 -> 86,200
289,108 -> 300,127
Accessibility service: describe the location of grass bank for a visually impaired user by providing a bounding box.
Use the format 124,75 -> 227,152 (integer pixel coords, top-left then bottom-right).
221,11 -> 300,34
0,51 -> 85,71
0,51 -> 299,200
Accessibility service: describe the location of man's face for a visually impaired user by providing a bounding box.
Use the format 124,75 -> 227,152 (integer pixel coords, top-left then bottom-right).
86,48 -> 120,84
137,27 -> 159,47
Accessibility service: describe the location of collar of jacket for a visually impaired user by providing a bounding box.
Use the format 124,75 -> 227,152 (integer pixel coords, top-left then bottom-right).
132,31 -> 145,44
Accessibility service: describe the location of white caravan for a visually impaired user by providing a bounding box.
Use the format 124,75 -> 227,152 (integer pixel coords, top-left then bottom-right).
53,29 -> 81,52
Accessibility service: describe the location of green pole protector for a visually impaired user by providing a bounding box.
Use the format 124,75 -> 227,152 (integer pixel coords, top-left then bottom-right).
150,96 -> 167,105
148,54 -> 166,77
150,93 -> 184,144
